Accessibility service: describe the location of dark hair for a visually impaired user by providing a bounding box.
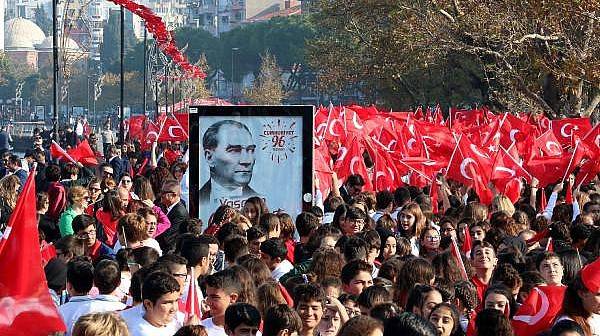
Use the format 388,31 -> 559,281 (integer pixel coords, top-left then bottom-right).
216,222 -> 245,246
246,227 -> 266,242
483,284 -> 516,318
55,235 -> 84,258
489,263 -> 522,294
310,248 -> 345,283
296,212 -> 320,237
132,246 -> 159,267
429,303 -> 461,335
475,308 -> 513,336
260,238 -> 288,260
72,214 -> 97,233
378,257 -> 403,283
562,274 -> 593,335
341,259 -> 373,285
205,269 -> 242,294
394,187 -> 411,207
67,258 -> 94,294
383,312 -> 437,336
224,302 -> 261,331
535,251 -> 562,270
342,237 -> 369,261
347,174 -> 365,187
179,237 -> 209,268
93,259 -> 121,295
395,258 -> 435,306
559,249 -> 586,285
259,213 -> 281,234
310,206 -> 324,218
370,302 -> 400,322
551,319 -> 585,336
405,285 -> 440,315
157,253 -> 188,272
102,190 -> 124,219
262,304 -> 302,336
203,120 -> 252,150
338,315 -> 383,336
277,213 -> 295,240
224,235 -> 249,263
129,266 -> 150,303
142,272 -> 180,304
333,204 -> 351,231
376,191 -> 395,210
357,285 -> 392,309
238,257 -> 271,287
173,325 -> 209,336
453,281 -> 479,313
45,164 -> 61,182
347,206 -> 367,221
293,283 -> 325,308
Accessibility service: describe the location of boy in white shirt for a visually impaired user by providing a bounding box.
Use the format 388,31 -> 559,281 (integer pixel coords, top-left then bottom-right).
201,269 -> 242,336
122,272 -> 183,336
259,238 -> 293,282
224,303 -> 261,336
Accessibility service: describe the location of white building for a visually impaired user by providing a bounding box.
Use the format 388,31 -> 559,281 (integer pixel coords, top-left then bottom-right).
186,0 -> 245,36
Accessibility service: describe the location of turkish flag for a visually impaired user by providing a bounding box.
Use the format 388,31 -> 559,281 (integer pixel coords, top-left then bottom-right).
67,140 -> 99,166
552,118 -> 592,147
491,147 -> 531,183
158,115 -> 188,142
128,115 -> 147,141
415,120 -> 455,159
343,107 -> 367,136
335,135 -> 373,191
182,268 -> 201,322
446,135 -> 493,204
314,142 -> 333,199
175,113 -> 189,135
141,120 -> 160,150
50,141 -> 76,164
450,237 -> 469,280
430,180 -> 439,214
462,225 -> 472,258
0,166 -> 67,335
582,123 -> 600,150
314,106 -> 330,139
323,106 -> 347,143
512,285 -> 566,336
526,130 -> 564,161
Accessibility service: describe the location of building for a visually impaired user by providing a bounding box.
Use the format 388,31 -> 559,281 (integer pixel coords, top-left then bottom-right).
186,0 -> 245,36
245,0 -> 301,22
3,17 -> 86,70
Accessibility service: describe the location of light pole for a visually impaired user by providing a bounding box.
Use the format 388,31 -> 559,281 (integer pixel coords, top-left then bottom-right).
231,47 -> 238,101
119,5 -> 125,144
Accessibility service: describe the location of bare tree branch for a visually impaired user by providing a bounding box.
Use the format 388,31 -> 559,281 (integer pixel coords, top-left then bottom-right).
514,34 -> 560,44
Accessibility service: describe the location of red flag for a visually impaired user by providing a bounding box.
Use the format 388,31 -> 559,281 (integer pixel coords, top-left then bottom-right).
174,113 -> 189,135
565,180 -> 573,204
538,191 -> 547,214
335,135 -> 373,191
50,141 -> 76,164
182,267 -> 201,322
512,285 -> 566,336
141,120 -> 160,150
551,118 -> 592,147
67,140 -> 99,166
158,115 -> 188,142
462,225 -> 472,258
0,166 -> 67,335
545,237 -> 554,252
127,115 -> 147,141
450,237 -> 468,280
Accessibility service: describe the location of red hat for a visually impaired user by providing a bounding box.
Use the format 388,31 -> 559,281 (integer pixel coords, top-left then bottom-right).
581,258 -> 600,293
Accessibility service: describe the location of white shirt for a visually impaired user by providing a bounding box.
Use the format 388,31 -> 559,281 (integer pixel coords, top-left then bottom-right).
271,259 -> 294,281
200,318 -> 228,336
113,238 -> 163,256
59,295 -> 126,335
556,314 -> 600,336
121,304 -> 184,336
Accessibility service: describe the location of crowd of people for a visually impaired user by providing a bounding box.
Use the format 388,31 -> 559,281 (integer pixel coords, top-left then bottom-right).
0,117 -> 599,336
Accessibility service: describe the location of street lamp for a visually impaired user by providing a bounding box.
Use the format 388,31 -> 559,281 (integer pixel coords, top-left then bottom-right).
231,47 -> 239,101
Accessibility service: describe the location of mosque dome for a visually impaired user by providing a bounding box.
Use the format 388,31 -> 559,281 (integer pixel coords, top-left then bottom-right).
4,18 -> 46,50
37,36 -> 82,52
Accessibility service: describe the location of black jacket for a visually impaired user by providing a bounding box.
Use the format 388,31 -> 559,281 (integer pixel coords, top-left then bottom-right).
156,200 -> 189,253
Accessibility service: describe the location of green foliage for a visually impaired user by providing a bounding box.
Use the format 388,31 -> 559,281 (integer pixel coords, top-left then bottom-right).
244,51 -> 285,104
100,9 -> 137,73
34,5 -> 52,35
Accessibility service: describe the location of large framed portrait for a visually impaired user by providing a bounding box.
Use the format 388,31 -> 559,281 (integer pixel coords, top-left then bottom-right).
189,105 -> 314,224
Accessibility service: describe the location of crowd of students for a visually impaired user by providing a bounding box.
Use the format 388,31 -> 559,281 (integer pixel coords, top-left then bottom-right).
1,125 -> 600,336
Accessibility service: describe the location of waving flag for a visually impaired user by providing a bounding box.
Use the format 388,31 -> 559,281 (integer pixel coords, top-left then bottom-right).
0,166 -> 67,335
512,285 -> 566,336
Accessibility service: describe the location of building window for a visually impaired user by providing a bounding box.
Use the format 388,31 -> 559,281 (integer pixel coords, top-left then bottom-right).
221,16 -> 228,24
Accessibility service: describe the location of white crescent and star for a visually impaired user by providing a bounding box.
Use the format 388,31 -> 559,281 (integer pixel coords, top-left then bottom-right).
560,123 -> 573,138
407,138 -> 416,150
470,144 -> 490,159
460,158 -> 476,180
350,156 -> 361,175
510,129 -> 519,143
352,113 -> 364,130
328,119 -> 342,137
494,166 -> 516,177
545,141 -> 561,154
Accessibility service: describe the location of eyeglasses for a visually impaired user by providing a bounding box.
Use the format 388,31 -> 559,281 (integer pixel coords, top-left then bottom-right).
77,229 -> 96,239
102,171 -> 113,176
425,236 -> 440,242
121,179 -> 132,184
89,187 -> 101,192
161,191 -> 176,196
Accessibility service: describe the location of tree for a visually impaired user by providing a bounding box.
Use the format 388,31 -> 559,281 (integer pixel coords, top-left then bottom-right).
308,0 -> 600,116
244,52 -> 285,104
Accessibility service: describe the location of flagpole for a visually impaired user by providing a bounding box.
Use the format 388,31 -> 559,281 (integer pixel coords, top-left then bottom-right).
444,134 -> 462,177
561,140 -> 579,183
451,237 -> 468,280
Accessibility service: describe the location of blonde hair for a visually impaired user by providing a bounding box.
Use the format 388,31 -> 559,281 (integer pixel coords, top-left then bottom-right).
68,186 -> 88,205
0,175 -> 20,208
72,312 -> 130,336
492,195 -> 515,216
118,213 -> 149,243
463,202 -> 488,222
